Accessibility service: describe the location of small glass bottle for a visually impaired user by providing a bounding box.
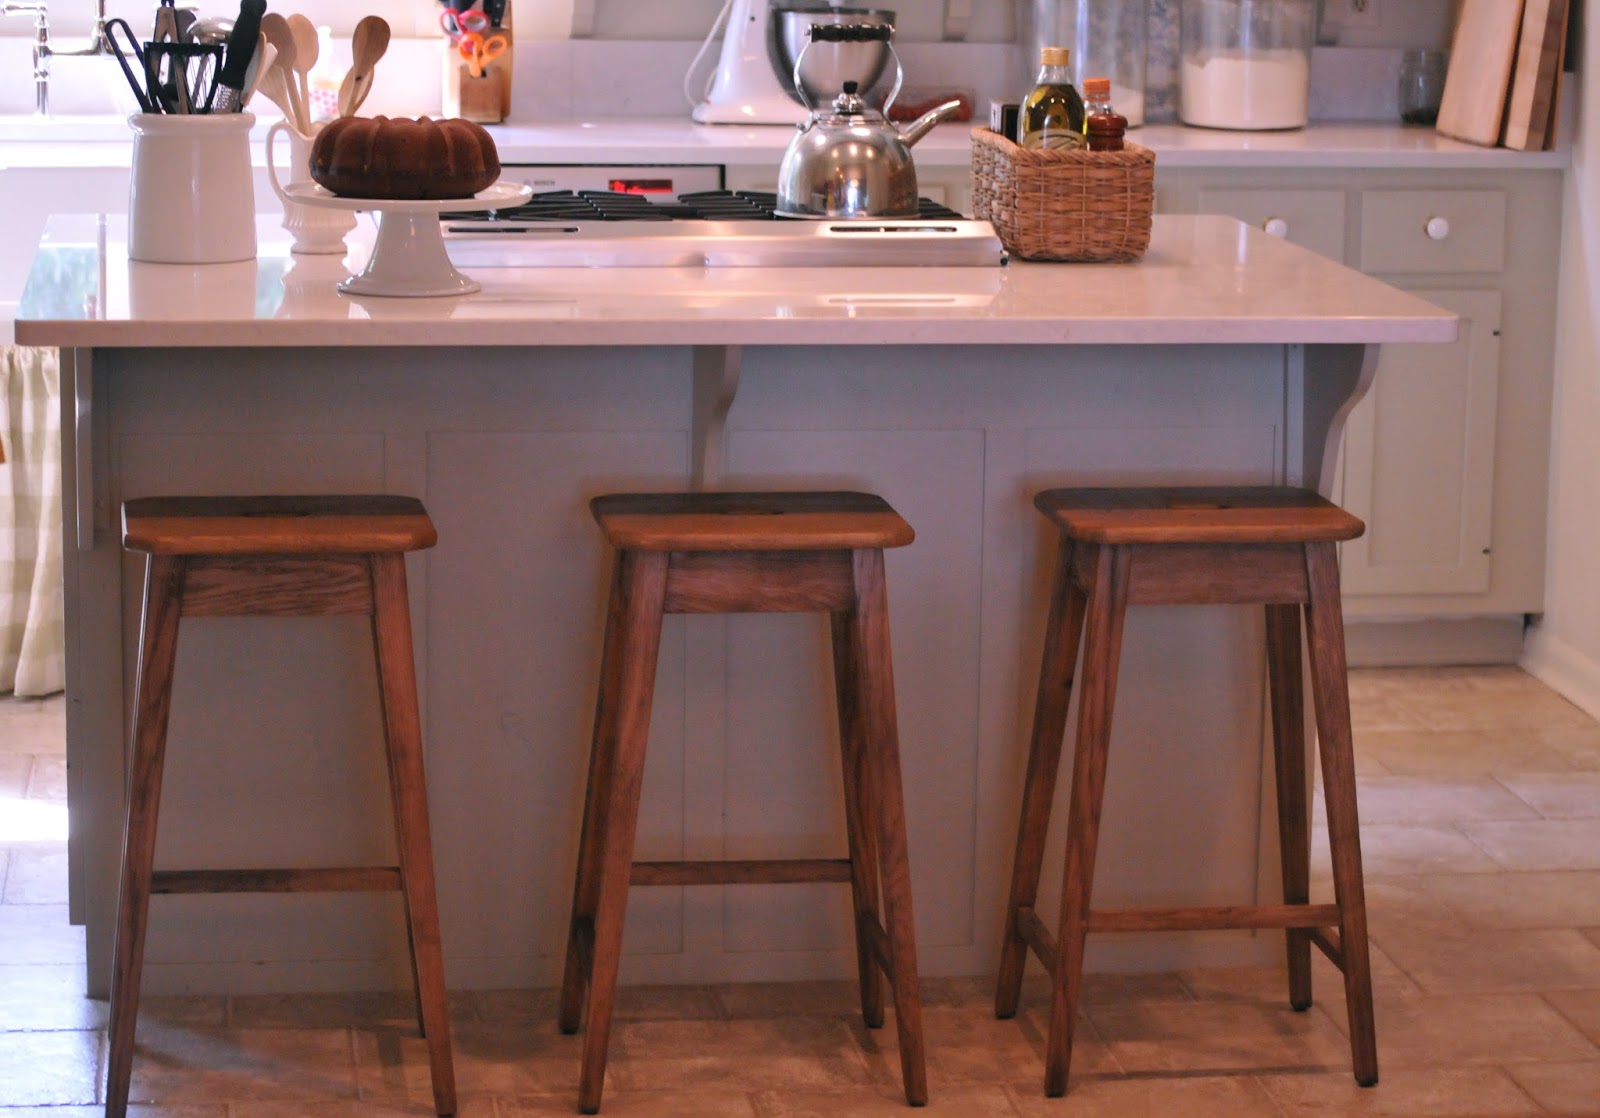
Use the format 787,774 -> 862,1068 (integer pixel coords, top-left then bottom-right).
1082,77 -> 1127,151
1018,46 -> 1086,150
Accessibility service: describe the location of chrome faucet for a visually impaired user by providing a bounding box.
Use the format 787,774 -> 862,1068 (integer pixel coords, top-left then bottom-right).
2,0 -> 113,115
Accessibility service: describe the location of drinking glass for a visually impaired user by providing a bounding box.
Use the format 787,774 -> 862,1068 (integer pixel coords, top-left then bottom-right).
1399,48 -> 1448,126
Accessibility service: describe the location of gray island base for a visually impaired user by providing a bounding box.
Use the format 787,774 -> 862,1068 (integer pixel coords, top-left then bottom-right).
14,215 -> 1454,997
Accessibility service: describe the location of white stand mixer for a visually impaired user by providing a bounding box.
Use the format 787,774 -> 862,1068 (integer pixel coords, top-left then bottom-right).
690,0 -> 814,125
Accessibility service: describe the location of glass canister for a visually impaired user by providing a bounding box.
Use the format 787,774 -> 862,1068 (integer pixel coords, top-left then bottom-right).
1026,0 -> 1147,127
1179,0 -> 1314,130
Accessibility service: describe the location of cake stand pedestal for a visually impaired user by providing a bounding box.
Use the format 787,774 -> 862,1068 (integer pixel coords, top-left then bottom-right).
278,181 -> 532,297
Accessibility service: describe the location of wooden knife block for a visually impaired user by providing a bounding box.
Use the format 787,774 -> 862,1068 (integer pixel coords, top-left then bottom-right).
443,0 -> 512,123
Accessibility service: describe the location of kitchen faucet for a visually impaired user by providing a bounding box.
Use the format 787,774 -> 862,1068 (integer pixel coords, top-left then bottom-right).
2,0 -> 113,115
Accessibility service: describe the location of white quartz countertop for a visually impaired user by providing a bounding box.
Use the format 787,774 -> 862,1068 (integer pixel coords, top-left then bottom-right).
0,117 -> 1570,172
15,214 -> 1455,350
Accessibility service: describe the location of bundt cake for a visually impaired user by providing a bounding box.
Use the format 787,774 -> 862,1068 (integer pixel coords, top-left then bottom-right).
309,116 -> 501,200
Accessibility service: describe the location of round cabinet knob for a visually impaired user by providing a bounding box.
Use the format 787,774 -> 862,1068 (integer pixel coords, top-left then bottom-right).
1263,217 -> 1290,238
1425,216 -> 1451,241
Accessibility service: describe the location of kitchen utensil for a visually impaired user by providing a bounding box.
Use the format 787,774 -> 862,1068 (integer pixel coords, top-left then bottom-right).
689,0 -> 805,124
286,14 -> 318,112
1435,0 -> 1525,146
459,30 -> 507,78
338,15 -> 391,118
775,26 -> 963,218
144,42 -> 221,114
105,17 -> 153,112
188,15 -> 234,46
174,6 -> 197,42
243,37 -> 275,107
252,43 -> 300,122
211,0 -> 264,113
440,8 -> 488,40
259,13 -> 308,130
769,5 -> 894,106
271,179 -> 533,296
265,119 -> 358,253
127,110 -> 256,263
482,0 -> 507,26
1502,0 -> 1568,150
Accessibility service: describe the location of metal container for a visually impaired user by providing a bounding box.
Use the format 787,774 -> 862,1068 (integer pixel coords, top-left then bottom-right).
1179,0 -> 1314,130
768,3 -> 895,105
1024,0 -> 1147,127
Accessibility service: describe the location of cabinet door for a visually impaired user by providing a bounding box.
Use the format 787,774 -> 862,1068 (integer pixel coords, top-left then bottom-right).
1197,188 -> 1347,261
1340,288 -> 1502,596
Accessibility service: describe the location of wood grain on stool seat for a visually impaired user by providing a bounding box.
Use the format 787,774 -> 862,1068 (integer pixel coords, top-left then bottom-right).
1036,486 -> 1365,545
122,495 -> 438,555
592,491 -> 915,552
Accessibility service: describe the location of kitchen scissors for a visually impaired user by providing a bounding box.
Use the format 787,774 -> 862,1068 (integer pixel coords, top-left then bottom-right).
458,30 -> 506,77
439,8 -> 488,41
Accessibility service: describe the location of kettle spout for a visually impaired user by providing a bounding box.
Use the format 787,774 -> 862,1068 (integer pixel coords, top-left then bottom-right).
897,99 -> 966,148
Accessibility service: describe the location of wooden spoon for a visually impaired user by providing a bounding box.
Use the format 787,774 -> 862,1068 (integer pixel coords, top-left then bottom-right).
337,16 -> 391,118
259,12 -> 307,131
285,14 -> 318,108
242,37 -> 277,114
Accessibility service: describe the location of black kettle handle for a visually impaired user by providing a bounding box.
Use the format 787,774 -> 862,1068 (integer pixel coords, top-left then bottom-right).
809,22 -> 893,43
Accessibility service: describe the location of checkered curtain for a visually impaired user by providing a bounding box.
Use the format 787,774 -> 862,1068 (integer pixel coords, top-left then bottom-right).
0,346 -> 64,697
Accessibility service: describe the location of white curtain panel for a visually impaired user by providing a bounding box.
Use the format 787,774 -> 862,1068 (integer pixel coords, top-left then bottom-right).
0,346 -> 64,697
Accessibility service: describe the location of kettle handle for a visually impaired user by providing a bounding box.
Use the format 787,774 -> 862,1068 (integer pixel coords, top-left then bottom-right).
792,23 -> 903,118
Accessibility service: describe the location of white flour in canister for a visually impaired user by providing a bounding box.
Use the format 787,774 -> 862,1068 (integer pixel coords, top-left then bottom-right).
1179,48 -> 1309,130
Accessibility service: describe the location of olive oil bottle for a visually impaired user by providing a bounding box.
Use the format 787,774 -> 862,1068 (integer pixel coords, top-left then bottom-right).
1018,46 -> 1086,150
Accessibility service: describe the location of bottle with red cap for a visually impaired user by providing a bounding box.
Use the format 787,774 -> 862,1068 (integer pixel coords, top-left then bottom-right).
1082,77 -> 1127,152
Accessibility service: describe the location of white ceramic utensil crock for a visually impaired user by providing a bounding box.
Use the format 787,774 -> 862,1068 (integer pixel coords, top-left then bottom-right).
128,112 -> 257,264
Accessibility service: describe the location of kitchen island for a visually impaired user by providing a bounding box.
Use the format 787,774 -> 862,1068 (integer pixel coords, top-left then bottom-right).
15,214 -> 1453,998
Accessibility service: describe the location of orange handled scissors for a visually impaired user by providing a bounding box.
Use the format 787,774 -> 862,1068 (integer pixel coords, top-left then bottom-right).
459,30 -> 507,78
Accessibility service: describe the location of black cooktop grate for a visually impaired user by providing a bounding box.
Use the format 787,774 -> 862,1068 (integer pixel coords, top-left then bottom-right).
443,189 -> 967,224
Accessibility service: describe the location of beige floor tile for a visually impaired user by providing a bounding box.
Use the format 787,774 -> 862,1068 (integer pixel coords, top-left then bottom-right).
1180,944 -> 1420,1008
0,1029 -> 100,1105
1321,823 -> 1501,877
230,990 -> 473,1030
234,1100 -> 499,1118
510,1089 -> 760,1117
1,846 -> 70,904
0,696 -> 66,756
0,904 -> 85,964
0,755 -> 29,798
1083,1000 -> 1351,1076
356,1018 -> 583,1102
713,980 -> 865,1020
127,1024 -> 358,1104
608,1017 -> 873,1094
1377,927 -> 1600,993
0,963 -> 106,1031
140,996 -> 229,1030
1459,819 -> 1600,871
1327,992 -> 1596,1067
754,1083 -> 1017,1118
1416,870 -> 1600,930
848,1004 -> 1099,1093
472,983 -> 721,1025
1545,988 -> 1600,1046
1504,1060 -> 1600,1117
0,1108 -> 224,1117
1005,1073 -> 1283,1117
1358,731 -> 1580,778
1338,776 -> 1541,824
1259,1066 -> 1543,1116
23,757 -> 66,803
1500,772 -> 1600,819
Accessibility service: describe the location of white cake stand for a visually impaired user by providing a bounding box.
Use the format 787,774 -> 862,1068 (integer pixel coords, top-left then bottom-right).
279,180 -> 533,297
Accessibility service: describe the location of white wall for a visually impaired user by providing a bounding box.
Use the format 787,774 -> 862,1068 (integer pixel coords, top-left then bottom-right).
1523,13 -> 1600,718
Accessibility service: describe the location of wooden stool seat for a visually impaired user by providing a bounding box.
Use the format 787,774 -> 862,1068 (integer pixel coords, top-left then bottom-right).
998,485 -> 1378,1098
560,490 -> 927,1113
107,495 -> 456,1118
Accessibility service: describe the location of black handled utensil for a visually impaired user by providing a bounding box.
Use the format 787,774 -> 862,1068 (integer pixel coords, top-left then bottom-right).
105,17 -> 153,112
482,0 -> 506,27
212,0 -> 265,113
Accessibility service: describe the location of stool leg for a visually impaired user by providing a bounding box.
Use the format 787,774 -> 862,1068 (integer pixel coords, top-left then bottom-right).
830,607 -> 884,1031
370,554 -> 457,1117
847,547 -> 927,1107
573,549 -> 669,1115
997,539 -> 1086,1020
560,557 -> 631,1036
107,555 -> 185,1118
1302,542 -> 1378,1087
1045,544 -> 1131,1098
1265,603 -> 1312,1012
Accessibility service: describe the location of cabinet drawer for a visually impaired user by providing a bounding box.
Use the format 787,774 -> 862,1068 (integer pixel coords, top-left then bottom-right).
1196,188 -> 1346,262
1360,190 -> 1507,274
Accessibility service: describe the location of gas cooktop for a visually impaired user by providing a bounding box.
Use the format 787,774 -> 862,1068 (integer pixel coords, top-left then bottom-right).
440,189 -> 1005,268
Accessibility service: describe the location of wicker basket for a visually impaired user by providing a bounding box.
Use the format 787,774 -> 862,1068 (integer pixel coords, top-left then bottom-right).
970,127 -> 1155,263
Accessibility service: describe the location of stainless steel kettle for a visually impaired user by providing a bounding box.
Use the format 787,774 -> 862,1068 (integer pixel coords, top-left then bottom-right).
775,24 -> 964,219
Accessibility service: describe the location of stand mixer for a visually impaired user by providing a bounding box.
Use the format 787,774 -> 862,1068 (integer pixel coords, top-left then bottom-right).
690,0 -> 890,125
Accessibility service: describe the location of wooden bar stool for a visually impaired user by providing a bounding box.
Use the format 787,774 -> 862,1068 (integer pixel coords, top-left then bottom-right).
558,491 -> 927,1113
995,486 -> 1377,1096
108,495 -> 456,1118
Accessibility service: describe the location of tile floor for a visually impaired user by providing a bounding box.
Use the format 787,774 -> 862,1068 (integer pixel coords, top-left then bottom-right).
5,667 -> 1600,1116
